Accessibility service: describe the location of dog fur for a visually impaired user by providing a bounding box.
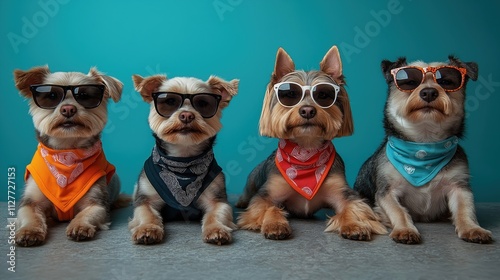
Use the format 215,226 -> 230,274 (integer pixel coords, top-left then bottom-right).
129,73 -> 238,245
354,56 -> 493,244
13,65 -> 126,246
236,46 -> 387,240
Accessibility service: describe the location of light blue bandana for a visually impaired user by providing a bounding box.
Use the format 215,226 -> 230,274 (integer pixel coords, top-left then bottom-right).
386,136 -> 459,187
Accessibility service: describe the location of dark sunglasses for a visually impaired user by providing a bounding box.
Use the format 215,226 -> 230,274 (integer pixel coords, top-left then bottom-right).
273,82 -> 340,108
390,66 -> 467,93
152,92 -> 222,118
29,84 -> 105,109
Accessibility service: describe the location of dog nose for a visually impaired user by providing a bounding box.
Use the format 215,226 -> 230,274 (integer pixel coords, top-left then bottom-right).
60,105 -> 77,118
419,87 -> 439,103
179,111 -> 195,124
299,106 -> 316,120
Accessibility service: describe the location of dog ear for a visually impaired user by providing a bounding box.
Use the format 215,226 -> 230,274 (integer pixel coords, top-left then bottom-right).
271,47 -> 295,85
320,46 -> 345,85
381,57 -> 407,84
207,76 -> 239,109
132,74 -> 167,103
336,89 -> 354,137
13,65 -> 51,98
89,67 -> 123,102
259,86 -> 275,138
448,55 -> 478,81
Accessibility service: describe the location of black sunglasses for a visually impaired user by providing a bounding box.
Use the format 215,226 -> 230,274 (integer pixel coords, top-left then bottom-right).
152,92 -> 222,118
29,84 -> 105,109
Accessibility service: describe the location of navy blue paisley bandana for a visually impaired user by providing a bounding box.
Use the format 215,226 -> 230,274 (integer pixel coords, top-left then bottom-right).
144,145 -> 222,219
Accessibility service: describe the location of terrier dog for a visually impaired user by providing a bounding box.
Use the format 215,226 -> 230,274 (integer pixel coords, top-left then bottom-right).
236,46 -> 387,240
13,66 -> 125,246
129,73 -> 238,245
354,56 -> 493,244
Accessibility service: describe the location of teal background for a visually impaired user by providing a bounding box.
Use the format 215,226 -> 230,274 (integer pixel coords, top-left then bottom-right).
1,0 -> 499,202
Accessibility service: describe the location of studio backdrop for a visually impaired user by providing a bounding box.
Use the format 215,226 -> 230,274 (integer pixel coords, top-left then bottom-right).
1,0 -> 499,202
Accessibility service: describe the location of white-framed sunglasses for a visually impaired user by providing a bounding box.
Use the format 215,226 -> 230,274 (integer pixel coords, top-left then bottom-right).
273,82 -> 340,108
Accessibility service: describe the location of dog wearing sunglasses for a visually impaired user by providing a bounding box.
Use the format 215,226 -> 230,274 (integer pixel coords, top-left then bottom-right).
129,73 -> 238,245
13,65 -> 126,246
354,56 -> 493,244
236,46 -> 386,240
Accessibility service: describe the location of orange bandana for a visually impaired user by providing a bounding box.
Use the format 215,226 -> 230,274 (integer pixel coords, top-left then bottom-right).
275,139 -> 336,200
25,141 -> 115,221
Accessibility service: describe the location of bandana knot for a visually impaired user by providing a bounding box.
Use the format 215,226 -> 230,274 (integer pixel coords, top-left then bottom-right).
386,136 -> 459,187
275,139 -> 336,200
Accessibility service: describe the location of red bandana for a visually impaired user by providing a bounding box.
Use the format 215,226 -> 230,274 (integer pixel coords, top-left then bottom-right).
275,139 -> 336,200
25,141 -> 115,221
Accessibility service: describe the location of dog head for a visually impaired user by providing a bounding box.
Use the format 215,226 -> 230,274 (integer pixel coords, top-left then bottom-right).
259,46 -> 353,148
381,56 -> 478,141
133,74 -> 238,146
14,66 -> 123,142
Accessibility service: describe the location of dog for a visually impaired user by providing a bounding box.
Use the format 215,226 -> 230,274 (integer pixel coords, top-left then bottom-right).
129,73 -> 238,245
13,65 -> 126,246
354,56 -> 493,244
236,46 -> 387,240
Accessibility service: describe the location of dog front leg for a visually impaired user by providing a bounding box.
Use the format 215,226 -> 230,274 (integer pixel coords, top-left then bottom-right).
378,191 -> 421,244
448,187 -> 492,243
323,178 -> 387,241
66,179 -> 110,241
201,201 -> 235,245
15,178 -> 50,247
238,195 -> 291,240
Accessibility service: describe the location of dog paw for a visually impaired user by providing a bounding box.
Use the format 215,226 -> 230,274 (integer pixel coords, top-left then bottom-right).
390,228 -> 421,244
66,222 -> 97,241
203,225 -> 232,245
458,227 -> 493,244
16,227 -> 46,247
262,222 -> 292,240
338,224 -> 372,241
131,224 -> 164,245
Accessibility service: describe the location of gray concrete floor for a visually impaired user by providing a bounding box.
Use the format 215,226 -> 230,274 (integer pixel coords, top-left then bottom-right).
1,200 -> 499,280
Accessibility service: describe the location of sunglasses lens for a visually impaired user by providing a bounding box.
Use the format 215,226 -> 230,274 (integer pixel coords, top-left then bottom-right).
73,86 -> 104,108
276,83 -> 303,107
154,93 -> 183,117
192,94 -> 220,118
435,67 -> 463,91
32,85 -> 64,108
394,68 -> 423,91
312,84 -> 338,107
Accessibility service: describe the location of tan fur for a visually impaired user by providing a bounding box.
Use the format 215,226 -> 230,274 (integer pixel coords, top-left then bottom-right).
260,46 -> 353,139
372,59 -> 493,244
13,66 -> 125,246
129,73 -> 238,245
238,46 -> 385,241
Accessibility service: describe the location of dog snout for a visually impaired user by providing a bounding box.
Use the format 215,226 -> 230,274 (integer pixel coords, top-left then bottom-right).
419,87 -> 439,103
179,111 -> 195,124
299,105 -> 316,120
60,105 -> 77,118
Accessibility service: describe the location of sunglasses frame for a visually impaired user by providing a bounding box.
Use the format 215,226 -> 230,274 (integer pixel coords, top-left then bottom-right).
151,92 -> 222,118
390,65 -> 467,93
29,84 -> 105,109
273,82 -> 340,108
